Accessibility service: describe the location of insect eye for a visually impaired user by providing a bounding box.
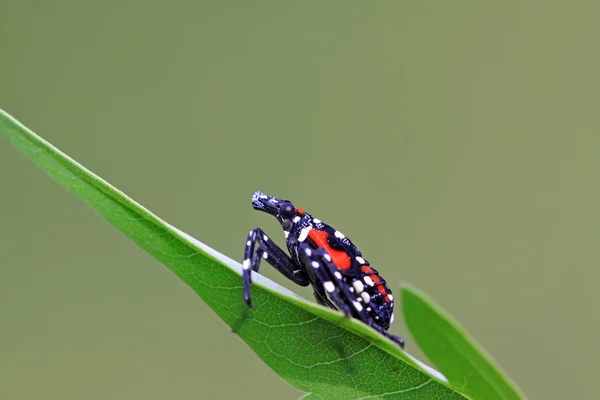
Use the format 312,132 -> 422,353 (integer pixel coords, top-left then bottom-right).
276,201 -> 293,215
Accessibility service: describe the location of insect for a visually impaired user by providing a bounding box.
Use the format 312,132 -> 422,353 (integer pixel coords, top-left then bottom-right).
242,191 -> 405,348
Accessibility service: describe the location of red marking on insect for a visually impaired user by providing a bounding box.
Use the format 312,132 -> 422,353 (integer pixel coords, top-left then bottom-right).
296,207 -> 304,216
361,266 -> 390,302
373,276 -> 391,302
308,229 -> 351,270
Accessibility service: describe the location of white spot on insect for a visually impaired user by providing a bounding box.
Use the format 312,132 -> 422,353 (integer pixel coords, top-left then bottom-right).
390,314 -> 395,325
375,315 -> 380,320
366,307 -> 372,312
388,294 -> 394,301
262,253 -> 268,260
260,194 -> 268,199
364,276 -> 375,286
249,230 -> 254,236
284,231 -> 290,238
334,271 -> 342,279
353,301 -> 363,311
305,248 -> 312,256
246,241 -> 251,246
353,280 -> 364,293
298,227 -> 311,242
350,287 -> 355,293
361,292 -> 371,303
323,254 -> 331,262
313,218 -> 322,224
242,259 -> 251,270
311,261 -> 320,269
334,230 -> 345,239
293,216 -> 301,223
324,281 -> 335,292
263,234 -> 269,241
356,256 -> 366,264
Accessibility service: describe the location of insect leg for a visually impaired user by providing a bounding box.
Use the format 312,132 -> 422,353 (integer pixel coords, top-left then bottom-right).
365,314 -> 406,349
311,248 -> 373,321
299,245 -> 353,317
308,247 -> 406,349
243,228 -> 309,307
313,288 -> 338,310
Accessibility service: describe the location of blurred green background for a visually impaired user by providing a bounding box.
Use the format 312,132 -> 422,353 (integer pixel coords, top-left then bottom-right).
1,2 -> 598,399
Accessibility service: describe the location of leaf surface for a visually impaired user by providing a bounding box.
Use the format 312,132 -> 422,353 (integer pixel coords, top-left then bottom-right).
1,109 -> 467,400
402,284 -> 526,400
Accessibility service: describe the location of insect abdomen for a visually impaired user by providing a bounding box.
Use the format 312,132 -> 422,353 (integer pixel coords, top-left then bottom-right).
359,265 -> 395,329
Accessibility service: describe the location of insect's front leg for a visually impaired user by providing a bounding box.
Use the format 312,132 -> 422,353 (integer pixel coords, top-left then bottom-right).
243,228 -> 309,307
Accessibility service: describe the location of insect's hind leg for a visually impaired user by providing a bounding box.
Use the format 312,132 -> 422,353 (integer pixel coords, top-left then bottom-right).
309,247 -> 373,321
299,245 -> 354,317
243,228 -> 309,307
301,245 -> 406,349
367,316 -> 406,349
313,288 -> 338,310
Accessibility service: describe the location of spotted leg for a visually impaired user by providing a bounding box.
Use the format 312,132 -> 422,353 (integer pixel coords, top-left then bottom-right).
313,288 -> 338,310
299,245 -> 378,327
366,311 -> 405,349
299,245 -> 354,317
301,245 -> 405,349
306,247 -> 338,310
305,246 -> 374,321
243,228 -> 310,307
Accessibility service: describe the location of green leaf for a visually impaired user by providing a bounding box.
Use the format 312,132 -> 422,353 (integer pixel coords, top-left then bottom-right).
1,108 -> 467,400
401,284 -> 527,400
